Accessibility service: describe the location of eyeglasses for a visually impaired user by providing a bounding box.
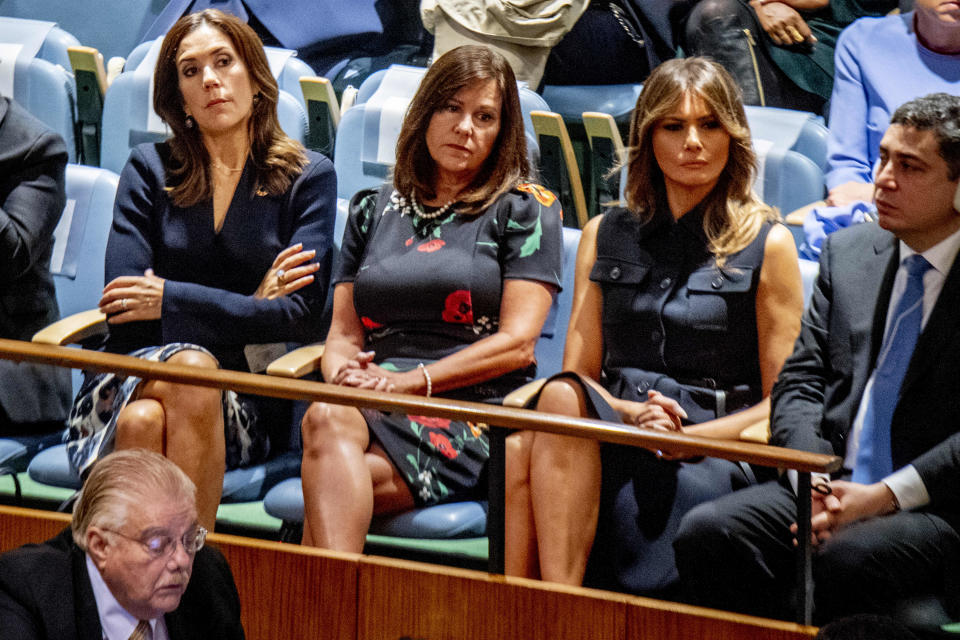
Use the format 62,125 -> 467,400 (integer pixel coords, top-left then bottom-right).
104,525 -> 207,559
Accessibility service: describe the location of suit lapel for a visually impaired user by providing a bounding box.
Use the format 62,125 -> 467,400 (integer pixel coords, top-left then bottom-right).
71,541 -> 105,639
901,240 -> 960,393
863,233 -> 899,380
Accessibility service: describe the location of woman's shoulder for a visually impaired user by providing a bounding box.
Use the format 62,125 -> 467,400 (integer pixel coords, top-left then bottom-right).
300,149 -> 335,176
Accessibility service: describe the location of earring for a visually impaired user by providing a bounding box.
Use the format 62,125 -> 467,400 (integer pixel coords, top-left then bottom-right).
185,115 -> 196,129
253,92 -> 262,106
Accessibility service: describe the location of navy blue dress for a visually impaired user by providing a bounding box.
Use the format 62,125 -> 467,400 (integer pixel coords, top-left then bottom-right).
578,204 -> 773,595
337,182 -> 563,505
67,142 -> 336,474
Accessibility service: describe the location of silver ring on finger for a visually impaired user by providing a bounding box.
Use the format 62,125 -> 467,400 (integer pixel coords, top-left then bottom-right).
276,268 -> 285,283
121,298 -> 127,311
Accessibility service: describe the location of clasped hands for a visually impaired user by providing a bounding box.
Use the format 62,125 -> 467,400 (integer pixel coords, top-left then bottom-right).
100,244 -> 319,323
331,351 -> 408,393
790,480 -> 899,547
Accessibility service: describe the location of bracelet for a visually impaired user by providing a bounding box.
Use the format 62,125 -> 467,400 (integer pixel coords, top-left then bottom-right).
418,362 -> 432,398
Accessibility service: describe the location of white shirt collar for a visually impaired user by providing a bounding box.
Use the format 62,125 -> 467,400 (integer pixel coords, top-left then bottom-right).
85,554 -> 159,640
898,224 -> 960,276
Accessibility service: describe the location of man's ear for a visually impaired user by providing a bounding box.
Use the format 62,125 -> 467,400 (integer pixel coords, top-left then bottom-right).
85,527 -> 111,567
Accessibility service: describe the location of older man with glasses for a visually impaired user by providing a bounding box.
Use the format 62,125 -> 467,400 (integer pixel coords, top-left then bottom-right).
0,449 -> 244,639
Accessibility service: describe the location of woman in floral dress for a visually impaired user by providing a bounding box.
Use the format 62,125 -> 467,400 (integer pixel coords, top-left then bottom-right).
298,45 -> 563,551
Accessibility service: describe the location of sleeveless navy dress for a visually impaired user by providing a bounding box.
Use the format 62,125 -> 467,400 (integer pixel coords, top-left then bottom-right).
569,204 -> 774,596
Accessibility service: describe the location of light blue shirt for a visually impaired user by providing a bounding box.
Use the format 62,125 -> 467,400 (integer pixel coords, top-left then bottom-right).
844,227 -> 960,508
827,13 -> 960,190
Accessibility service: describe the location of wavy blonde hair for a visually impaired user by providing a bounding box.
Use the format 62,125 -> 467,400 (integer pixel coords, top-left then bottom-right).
623,57 -> 777,263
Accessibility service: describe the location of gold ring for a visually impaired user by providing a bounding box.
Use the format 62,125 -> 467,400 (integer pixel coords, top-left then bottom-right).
276,268 -> 285,283
787,26 -> 803,42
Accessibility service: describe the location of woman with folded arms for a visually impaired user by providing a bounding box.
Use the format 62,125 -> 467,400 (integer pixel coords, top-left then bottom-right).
505,57 -> 804,592
298,45 -> 562,552
67,9 -> 336,529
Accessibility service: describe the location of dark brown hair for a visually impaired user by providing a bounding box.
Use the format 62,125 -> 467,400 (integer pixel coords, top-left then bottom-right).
624,57 -> 776,262
393,45 -> 529,215
153,9 -> 307,207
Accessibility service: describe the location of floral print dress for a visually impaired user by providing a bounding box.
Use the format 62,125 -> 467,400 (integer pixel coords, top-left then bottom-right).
337,182 -> 563,506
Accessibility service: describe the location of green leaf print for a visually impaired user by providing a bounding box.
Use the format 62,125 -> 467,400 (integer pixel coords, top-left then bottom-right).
405,453 -> 419,470
519,213 -> 543,258
435,479 -> 450,498
410,420 -> 422,436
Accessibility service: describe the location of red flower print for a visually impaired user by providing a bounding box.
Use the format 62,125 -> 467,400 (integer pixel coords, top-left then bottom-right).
361,316 -> 383,330
417,239 -> 446,253
405,237 -> 414,247
410,415 -> 451,430
441,290 -> 474,324
430,432 -> 458,459
517,182 -> 557,207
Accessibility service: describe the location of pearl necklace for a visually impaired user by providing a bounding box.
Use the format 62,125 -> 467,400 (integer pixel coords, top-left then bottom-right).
398,192 -> 455,220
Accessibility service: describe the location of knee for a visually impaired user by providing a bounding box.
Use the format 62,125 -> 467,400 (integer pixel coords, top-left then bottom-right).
166,348 -> 218,370
675,500 -> 730,559
116,399 -> 165,439
535,379 -> 584,417
301,402 -> 361,453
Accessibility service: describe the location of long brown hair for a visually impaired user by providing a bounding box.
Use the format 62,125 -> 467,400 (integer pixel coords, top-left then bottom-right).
624,57 -> 776,262
153,9 -> 307,207
393,45 -> 529,215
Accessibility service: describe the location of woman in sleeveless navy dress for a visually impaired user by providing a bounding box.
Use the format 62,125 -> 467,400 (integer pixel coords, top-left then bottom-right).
505,58 -> 804,592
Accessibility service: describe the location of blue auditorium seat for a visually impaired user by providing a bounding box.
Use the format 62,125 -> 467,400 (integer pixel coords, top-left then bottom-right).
744,105 -> 828,172
0,17 -> 79,162
0,0 -> 166,62
0,165 -> 118,478
100,37 -> 309,174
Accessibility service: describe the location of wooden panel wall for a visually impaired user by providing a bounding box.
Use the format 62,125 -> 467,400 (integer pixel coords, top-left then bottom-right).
0,507 -> 817,640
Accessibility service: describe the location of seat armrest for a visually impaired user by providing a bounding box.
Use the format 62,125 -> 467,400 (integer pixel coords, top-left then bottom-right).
502,378 -> 547,408
785,200 -> 824,226
265,343 -> 326,378
32,309 -> 107,345
739,418 -> 771,444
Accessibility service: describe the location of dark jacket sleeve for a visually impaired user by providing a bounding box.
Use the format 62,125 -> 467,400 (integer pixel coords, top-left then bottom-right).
769,233 -> 838,457
159,154 -> 337,346
167,545 -> 245,640
0,109 -> 68,283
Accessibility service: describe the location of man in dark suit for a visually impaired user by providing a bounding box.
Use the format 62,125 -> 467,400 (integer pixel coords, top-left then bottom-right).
0,93 -> 72,437
0,449 -> 245,639
673,92 -> 960,623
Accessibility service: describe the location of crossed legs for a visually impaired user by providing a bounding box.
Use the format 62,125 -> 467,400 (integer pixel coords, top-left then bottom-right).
113,349 -> 224,530
505,378 -> 601,584
299,402 -> 414,552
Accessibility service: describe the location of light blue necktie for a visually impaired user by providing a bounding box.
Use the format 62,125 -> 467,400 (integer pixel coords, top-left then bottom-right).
853,254 -> 932,484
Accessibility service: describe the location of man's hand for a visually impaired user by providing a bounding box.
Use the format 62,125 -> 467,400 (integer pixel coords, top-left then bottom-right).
826,181 -> 875,207
791,480 -> 899,546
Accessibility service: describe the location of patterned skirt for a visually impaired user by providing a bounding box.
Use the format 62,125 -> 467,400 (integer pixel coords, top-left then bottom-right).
66,343 -> 271,478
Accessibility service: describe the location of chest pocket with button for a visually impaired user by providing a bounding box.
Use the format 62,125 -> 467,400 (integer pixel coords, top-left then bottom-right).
685,266 -> 756,331
590,256 -> 652,324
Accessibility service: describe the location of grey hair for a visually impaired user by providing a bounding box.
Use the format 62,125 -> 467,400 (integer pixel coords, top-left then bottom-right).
71,449 -> 196,549
890,92 -> 960,181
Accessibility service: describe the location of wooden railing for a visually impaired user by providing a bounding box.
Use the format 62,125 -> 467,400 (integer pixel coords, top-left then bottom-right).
0,338 -> 841,624
0,505 -> 818,639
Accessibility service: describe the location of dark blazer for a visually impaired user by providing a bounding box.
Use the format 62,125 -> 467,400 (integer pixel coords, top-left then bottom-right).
771,221 -> 960,522
0,529 -> 245,640
0,95 -> 72,426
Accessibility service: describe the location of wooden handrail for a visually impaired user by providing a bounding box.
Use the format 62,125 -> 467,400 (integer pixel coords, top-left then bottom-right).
0,338 -> 840,474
